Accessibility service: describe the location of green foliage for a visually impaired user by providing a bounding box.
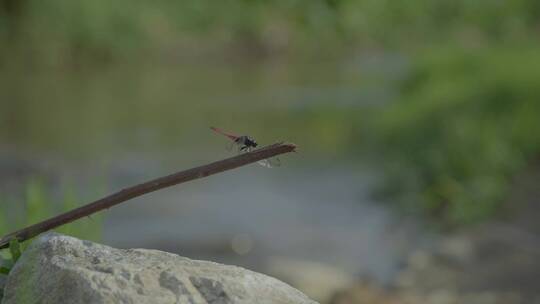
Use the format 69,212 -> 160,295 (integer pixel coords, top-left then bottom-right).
8,239 -> 21,263
0,253 -> 12,299
337,0 -> 540,44
2,0 -> 540,62
370,45 -> 540,225
0,239 -> 21,300
0,257 -> 12,275
0,180 -> 103,260
0,239 -> 23,300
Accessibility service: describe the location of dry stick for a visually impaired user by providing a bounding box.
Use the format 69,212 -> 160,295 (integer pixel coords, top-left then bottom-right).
0,142 -> 297,249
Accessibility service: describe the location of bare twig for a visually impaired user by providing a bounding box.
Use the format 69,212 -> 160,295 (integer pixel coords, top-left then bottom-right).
0,142 -> 297,249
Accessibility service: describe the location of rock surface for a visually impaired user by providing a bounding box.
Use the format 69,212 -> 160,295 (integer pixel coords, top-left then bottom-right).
2,233 -> 317,304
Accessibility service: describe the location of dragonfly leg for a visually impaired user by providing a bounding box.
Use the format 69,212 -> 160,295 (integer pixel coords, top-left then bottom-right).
257,159 -> 273,168
269,157 -> 281,167
226,141 -> 235,152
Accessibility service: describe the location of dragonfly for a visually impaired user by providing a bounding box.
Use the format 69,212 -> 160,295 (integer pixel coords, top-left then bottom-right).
210,127 -> 280,168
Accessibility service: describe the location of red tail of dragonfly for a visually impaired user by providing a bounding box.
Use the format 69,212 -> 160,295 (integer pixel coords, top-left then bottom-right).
210,127 -> 257,151
210,127 -> 280,167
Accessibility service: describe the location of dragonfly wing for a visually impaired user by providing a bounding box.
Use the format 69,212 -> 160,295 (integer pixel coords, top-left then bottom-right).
210,127 -> 239,140
225,140 -> 235,152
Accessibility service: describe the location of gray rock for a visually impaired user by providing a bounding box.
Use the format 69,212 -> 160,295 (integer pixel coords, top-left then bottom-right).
2,233 -> 317,304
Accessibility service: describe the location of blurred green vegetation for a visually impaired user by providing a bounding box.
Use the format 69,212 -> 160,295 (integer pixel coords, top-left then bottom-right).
1,0 -> 540,62
0,180 -> 103,251
367,45 -> 540,225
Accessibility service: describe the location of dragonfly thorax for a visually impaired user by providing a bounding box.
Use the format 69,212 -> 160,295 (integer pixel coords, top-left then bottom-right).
235,136 -> 258,150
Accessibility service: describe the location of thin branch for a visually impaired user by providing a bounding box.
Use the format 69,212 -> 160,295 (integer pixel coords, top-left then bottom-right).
0,142 -> 297,249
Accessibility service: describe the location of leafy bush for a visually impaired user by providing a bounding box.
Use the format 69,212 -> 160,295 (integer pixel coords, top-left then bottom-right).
370,45 -> 540,224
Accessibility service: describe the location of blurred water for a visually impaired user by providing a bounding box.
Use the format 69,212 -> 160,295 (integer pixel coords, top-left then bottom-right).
103,163 -> 421,282
0,55 -> 419,282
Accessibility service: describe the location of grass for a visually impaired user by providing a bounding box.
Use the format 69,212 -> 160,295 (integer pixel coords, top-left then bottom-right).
0,179 -> 103,292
